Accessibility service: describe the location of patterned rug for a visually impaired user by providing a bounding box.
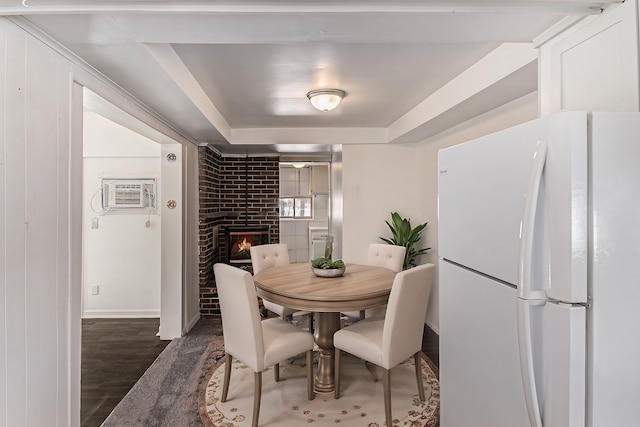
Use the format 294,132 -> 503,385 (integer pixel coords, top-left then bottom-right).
198,349 -> 439,427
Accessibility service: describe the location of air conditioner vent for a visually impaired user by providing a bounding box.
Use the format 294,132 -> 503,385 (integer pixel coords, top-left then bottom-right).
102,178 -> 156,211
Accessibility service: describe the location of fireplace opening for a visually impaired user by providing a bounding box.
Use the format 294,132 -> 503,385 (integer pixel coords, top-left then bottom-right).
226,226 -> 271,266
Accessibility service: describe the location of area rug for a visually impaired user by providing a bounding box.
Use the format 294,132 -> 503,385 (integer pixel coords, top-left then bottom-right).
100,317 -> 439,427
198,352 -> 439,427
101,317 -> 226,427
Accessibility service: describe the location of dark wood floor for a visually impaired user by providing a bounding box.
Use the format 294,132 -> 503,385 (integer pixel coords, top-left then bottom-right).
421,322 -> 440,368
81,318 -> 170,427
81,316 -> 439,427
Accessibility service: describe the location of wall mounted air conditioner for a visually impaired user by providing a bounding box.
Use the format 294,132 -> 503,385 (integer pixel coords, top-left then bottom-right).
101,178 -> 156,212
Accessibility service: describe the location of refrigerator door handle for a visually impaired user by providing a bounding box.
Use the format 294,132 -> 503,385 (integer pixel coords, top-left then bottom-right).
518,139 -> 548,300
517,297 -> 544,427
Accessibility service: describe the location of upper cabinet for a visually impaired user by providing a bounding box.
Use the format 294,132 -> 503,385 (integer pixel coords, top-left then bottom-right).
310,165 -> 329,194
539,0 -> 639,115
279,163 -> 330,195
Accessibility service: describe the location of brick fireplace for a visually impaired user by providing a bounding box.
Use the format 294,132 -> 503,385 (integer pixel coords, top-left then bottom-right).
225,225 -> 271,270
198,147 -> 280,314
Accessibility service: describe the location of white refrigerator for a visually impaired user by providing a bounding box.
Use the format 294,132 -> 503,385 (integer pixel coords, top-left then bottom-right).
438,111 -> 640,427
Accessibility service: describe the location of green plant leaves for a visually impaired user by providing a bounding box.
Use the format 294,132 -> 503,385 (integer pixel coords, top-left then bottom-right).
379,211 -> 431,269
311,257 -> 345,269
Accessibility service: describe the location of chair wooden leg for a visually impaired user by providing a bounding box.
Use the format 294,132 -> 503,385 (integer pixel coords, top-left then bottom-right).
334,348 -> 341,399
306,350 -> 315,400
414,352 -> 425,401
221,354 -> 232,403
274,363 -> 280,382
252,371 -> 262,427
383,368 -> 392,427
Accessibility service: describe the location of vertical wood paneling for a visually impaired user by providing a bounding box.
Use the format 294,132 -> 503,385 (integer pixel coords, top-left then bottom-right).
2,19 -> 75,426
1,16 -> 203,425
55,57 -> 73,427
4,24 -> 28,427
0,21 -> 7,426
24,30 -> 62,427
68,81 -> 84,427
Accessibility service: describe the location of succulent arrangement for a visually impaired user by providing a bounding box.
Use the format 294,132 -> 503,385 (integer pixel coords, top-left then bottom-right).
311,257 -> 345,270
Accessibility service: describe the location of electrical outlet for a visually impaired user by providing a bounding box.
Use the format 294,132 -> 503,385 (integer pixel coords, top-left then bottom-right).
91,217 -> 99,229
91,285 -> 99,295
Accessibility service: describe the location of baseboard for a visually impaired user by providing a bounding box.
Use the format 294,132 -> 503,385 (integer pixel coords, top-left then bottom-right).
82,309 -> 160,319
183,313 -> 201,335
425,319 -> 439,335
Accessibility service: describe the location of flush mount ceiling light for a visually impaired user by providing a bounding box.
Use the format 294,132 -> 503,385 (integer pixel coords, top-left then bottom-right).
307,88 -> 346,112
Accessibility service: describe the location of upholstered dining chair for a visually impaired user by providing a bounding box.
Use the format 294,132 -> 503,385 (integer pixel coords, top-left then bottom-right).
213,263 -> 315,427
333,263 -> 435,427
250,243 -> 314,332
342,243 -> 407,321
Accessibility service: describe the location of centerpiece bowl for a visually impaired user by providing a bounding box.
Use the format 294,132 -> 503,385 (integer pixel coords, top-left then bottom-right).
312,267 -> 346,278
311,257 -> 346,278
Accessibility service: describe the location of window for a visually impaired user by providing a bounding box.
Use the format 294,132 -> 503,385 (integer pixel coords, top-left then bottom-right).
279,196 -> 312,218
279,164 -> 313,219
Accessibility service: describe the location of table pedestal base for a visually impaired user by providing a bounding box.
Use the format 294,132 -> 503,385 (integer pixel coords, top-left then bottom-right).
313,312 -> 341,393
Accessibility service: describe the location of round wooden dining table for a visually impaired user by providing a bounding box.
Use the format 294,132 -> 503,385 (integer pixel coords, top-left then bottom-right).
253,262 -> 397,393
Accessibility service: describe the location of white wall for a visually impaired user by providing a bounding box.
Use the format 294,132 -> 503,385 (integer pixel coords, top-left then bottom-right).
82,112 -> 161,318
1,18 -> 76,426
1,17 -> 201,426
342,143 -> 423,265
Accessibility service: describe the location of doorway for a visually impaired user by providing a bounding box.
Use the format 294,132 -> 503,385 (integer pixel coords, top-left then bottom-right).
79,88 -> 183,423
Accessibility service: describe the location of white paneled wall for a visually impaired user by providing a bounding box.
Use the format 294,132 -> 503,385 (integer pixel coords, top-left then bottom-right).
0,17 -> 202,426
1,19 -> 76,426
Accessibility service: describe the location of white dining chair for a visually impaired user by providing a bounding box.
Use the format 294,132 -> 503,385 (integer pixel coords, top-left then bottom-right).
213,263 -> 315,427
342,243 -> 406,321
250,243 -> 314,332
333,263 -> 435,427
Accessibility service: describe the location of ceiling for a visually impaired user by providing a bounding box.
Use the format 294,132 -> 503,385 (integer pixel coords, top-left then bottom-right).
2,1 -> 615,155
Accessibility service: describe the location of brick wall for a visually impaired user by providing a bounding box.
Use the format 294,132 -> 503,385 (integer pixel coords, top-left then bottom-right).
218,156 -> 280,258
198,146 -> 280,315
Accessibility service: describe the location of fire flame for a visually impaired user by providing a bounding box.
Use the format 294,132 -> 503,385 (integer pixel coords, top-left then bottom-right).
237,238 -> 251,253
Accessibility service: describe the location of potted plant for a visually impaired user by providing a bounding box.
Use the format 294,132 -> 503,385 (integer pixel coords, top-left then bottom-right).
311,256 -> 346,277
311,235 -> 346,277
380,211 -> 431,269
